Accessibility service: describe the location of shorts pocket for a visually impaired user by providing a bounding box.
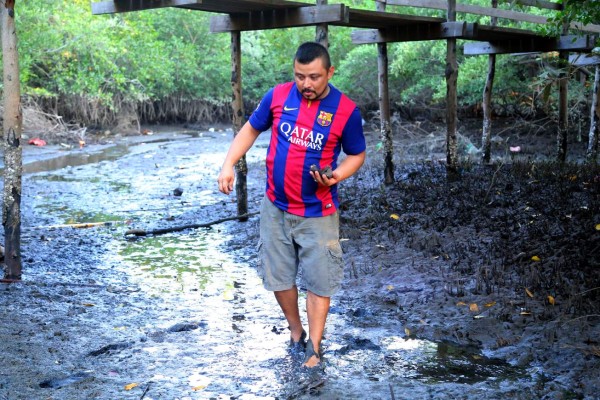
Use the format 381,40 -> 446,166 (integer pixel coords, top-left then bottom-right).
326,241 -> 344,290
256,240 -> 266,280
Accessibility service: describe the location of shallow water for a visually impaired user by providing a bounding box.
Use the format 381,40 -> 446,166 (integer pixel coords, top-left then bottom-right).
1,130 -> 542,399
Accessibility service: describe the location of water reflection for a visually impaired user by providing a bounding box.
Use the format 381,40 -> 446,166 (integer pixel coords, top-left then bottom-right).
115,232 -> 229,294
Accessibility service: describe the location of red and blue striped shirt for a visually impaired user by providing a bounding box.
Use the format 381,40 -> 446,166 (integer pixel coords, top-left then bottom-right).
249,82 -> 365,217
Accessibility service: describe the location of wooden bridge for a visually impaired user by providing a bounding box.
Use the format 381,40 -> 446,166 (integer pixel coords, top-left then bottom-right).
91,0 -> 600,214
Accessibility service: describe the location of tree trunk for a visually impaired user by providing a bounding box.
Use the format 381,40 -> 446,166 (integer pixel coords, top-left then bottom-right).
230,31 -> 248,220
446,0 -> 458,171
377,0 -> 394,184
587,65 -> 600,162
315,0 -> 328,48
481,0 -> 497,164
2,0 -> 23,280
556,50 -> 569,162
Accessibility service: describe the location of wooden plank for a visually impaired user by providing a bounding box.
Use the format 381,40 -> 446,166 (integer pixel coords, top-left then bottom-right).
179,0 -> 307,13
91,0 -> 202,14
351,22 -> 475,44
570,53 -> 600,66
388,0 -> 548,24
210,4 -> 349,32
464,34 -> 596,55
387,0 -> 600,33
499,0 -> 562,11
346,8 -> 443,28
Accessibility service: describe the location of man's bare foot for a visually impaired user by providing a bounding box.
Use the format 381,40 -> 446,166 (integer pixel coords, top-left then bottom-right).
302,339 -> 321,368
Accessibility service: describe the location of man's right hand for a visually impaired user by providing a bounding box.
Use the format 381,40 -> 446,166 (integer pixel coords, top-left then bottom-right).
217,167 -> 235,195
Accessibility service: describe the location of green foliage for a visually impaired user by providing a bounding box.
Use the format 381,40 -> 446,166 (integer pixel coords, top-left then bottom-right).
1,0 -> 596,126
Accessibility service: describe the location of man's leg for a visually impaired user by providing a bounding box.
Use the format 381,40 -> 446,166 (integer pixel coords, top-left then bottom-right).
274,286 -> 304,342
304,290 -> 330,367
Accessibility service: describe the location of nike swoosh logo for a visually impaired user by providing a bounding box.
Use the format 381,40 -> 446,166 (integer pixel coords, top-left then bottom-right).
284,106 -> 298,111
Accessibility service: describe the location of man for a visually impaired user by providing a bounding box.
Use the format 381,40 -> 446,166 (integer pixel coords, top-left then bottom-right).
217,42 -> 366,368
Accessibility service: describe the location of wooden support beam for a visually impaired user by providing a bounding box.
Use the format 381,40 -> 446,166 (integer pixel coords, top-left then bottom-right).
91,0 -> 202,15
587,65 -> 600,161
446,0 -> 459,170
481,0 -> 498,164
351,22 -> 475,44
377,0 -> 394,185
316,0 -> 328,48
230,31 -> 248,218
210,4 -> 349,32
464,34 -> 597,55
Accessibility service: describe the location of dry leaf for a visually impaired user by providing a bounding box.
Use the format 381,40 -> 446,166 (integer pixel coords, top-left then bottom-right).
456,301 -> 467,306
484,301 -> 496,308
82,303 -> 95,307
124,383 -> 139,391
404,327 -> 411,336
531,255 -> 541,262
386,285 -> 394,291
525,288 -> 534,298
547,295 -> 555,305
469,303 -> 479,312
390,214 -> 400,220
520,311 -> 532,316
192,385 -> 207,391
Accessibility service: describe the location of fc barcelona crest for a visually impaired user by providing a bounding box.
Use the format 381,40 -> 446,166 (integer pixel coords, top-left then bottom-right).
317,111 -> 333,127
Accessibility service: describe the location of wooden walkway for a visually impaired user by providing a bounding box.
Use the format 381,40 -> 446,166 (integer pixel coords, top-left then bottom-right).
91,0 -> 600,213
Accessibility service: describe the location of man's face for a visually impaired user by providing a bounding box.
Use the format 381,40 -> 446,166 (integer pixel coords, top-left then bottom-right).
293,57 -> 334,100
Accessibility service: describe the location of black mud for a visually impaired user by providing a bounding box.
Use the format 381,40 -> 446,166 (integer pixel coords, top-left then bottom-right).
0,123 -> 599,399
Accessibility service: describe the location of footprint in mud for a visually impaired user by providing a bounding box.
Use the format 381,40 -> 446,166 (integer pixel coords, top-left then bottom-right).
39,371 -> 92,389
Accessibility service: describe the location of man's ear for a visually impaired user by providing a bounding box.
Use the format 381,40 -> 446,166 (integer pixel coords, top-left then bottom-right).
328,66 -> 335,79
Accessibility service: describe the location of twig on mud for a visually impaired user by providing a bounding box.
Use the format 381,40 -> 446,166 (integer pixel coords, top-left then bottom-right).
140,381 -> 152,399
561,314 -> 600,323
125,212 -> 259,237
482,162 -> 505,204
27,221 -> 130,230
574,287 -> 600,296
389,384 -> 396,400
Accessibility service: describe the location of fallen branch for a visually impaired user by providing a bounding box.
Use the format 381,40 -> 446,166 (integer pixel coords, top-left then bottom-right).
124,212 -> 259,237
28,220 -> 130,230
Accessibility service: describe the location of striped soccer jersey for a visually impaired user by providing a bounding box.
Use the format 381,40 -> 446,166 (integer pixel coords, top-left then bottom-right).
249,82 -> 365,217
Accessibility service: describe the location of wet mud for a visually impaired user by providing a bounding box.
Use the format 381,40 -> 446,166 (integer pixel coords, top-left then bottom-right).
0,123 -> 599,399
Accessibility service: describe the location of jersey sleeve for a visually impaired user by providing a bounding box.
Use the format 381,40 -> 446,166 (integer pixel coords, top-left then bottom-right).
341,107 -> 366,155
248,88 -> 274,132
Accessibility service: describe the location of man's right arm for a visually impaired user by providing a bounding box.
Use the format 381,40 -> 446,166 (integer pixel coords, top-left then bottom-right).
217,121 -> 262,195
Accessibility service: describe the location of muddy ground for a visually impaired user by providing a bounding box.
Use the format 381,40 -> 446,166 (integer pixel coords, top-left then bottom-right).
0,119 -> 599,399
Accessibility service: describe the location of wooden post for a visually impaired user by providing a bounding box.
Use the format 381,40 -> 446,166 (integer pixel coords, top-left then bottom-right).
587,64 -> 600,162
481,0 -> 497,163
2,0 -> 23,280
377,0 -> 394,184
315,0 -> 328,48
230,31 -> 248,219
446,0 -> 459,170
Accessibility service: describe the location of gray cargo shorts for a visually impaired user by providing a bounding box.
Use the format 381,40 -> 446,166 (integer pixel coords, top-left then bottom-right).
257,197 -> 344,297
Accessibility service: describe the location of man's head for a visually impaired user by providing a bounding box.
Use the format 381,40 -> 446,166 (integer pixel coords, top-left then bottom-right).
294,42 -> 334,101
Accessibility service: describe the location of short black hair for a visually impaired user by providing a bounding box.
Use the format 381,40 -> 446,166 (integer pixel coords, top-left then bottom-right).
294,42 -> 331,69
